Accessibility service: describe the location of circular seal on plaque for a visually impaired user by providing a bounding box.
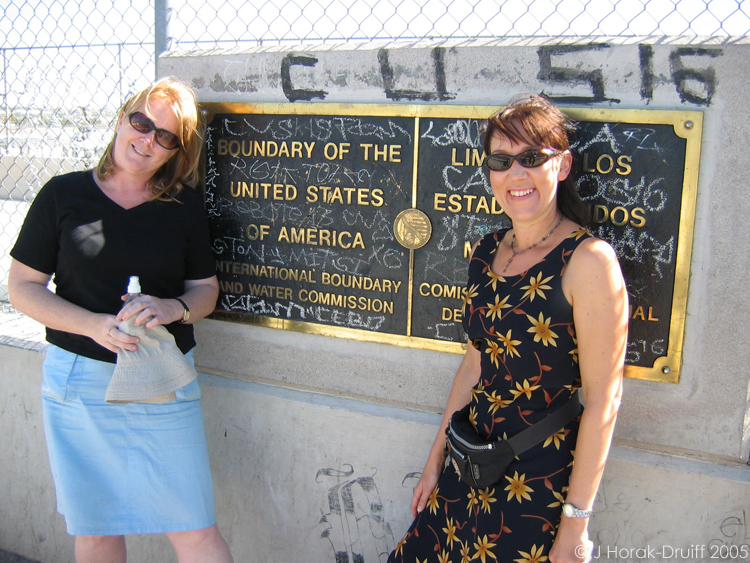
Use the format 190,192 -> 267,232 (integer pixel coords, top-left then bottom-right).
394,208 -> 432,250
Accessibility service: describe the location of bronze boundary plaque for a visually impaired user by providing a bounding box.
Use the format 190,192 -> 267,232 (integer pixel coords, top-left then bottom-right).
201,103 -> 702,383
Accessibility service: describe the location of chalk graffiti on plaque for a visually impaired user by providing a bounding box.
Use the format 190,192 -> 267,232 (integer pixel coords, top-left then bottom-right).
203,103 -> 701,382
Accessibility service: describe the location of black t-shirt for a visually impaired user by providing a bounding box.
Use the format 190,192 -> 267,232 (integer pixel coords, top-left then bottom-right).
11,170 -> 216,363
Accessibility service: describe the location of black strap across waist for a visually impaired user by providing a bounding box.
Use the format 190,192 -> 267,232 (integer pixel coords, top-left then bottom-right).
506,393 -> 582,455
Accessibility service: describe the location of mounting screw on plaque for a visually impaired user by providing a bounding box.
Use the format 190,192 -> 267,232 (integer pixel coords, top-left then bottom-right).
394,209 -> 432,250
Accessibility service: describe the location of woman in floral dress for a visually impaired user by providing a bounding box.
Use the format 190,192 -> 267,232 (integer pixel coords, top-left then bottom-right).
388,95 -> 628,563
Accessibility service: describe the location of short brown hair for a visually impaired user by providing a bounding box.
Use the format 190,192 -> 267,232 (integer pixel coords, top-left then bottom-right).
97,77 -> 205,201
483,94 -> 587,226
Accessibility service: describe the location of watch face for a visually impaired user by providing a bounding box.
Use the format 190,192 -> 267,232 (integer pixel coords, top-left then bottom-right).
563,503 -> 573,517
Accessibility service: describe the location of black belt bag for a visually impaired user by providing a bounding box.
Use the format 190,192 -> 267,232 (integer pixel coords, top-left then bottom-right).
445,394 -> 581,489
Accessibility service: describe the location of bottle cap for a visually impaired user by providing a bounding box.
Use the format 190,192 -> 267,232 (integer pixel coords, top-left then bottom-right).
127,276 -> 141,294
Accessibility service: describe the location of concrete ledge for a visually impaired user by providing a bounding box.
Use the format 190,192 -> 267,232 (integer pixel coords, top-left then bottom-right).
0,304 -> 46,352
2,345 -> 749,562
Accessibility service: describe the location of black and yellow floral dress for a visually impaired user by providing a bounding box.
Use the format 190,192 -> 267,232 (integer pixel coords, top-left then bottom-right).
389,227 -> 592,563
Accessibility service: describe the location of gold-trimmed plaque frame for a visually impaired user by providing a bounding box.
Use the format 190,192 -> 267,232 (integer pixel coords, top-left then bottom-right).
201,102 -> 702,383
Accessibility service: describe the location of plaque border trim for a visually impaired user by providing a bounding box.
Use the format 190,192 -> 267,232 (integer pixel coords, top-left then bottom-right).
201,102 -> 703,383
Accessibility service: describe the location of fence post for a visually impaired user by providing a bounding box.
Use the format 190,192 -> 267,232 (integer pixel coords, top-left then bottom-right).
2,49 -> 8,148
154,0 -> 172,80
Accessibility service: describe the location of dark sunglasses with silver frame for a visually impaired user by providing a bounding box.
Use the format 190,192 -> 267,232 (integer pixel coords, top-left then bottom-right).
128,111 -> 181,151
484,148 -> 562,172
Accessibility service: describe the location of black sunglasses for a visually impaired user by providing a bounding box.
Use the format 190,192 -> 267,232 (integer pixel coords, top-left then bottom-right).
128,111 -> 180,150
484,149 -> 562,172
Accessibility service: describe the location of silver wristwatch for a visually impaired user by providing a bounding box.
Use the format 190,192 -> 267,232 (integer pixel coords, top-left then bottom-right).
562,502 -> 593,518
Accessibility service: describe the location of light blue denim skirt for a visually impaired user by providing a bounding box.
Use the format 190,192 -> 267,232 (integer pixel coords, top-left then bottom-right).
41,345 -> 217,536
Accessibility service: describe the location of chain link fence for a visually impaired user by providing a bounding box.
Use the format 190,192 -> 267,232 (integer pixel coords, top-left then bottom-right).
1,0 -> 156,304
170,0 -> 750,46
2,0 -> 749,303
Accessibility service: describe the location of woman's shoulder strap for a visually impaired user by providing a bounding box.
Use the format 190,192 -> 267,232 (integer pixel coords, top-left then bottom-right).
562,226 -> 596,249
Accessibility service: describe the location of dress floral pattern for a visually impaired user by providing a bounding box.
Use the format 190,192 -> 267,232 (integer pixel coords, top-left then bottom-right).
388,227 -> 592,563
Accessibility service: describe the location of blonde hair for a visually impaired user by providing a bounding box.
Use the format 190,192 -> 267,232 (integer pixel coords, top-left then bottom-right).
96,77 -> 205,201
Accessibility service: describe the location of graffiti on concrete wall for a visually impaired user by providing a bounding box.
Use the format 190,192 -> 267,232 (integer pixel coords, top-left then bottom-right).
317,464 -> 396,563
312,462 -> 750,562
205,43 -> 723,106
591,481 -> 750,559
281,53 -> 328,102
640,45 -> 723,105
536,43 -> 722,105
708,510 -> 750,560
378,48 -> 456,103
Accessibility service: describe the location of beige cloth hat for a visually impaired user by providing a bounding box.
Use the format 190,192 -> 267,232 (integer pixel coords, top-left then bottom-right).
105,316 -> 198,404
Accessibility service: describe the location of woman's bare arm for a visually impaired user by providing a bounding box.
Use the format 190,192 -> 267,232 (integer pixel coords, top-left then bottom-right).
549,237 -> 629,563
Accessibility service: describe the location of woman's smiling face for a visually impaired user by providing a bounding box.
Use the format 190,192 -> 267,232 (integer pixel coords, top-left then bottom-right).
487,132 -> 572,225
112,96 -> 180,179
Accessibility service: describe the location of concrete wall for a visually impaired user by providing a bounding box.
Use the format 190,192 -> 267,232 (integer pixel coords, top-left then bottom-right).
2,337 -> 749,562
163,37 -> 750,461
2,37 -> 750,562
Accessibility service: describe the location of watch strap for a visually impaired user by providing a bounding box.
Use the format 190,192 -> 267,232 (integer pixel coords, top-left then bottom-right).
174,297 -> 190,323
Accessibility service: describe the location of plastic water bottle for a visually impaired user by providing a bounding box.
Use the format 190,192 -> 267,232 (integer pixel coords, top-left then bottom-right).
124,276 -> 141,304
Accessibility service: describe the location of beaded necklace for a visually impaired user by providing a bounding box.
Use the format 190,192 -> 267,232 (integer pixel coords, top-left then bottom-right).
502,215 -> 565,274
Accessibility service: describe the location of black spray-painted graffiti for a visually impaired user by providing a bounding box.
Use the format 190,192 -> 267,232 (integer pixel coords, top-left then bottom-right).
281,53 -> 329,102
537,43 -> 619,103
639,44 -> 723,105
539,43 -> 722,106
668,46 -> 722,105
317,465 -> 396,563
274,43 -> 722,106
378,47 -> 456,102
